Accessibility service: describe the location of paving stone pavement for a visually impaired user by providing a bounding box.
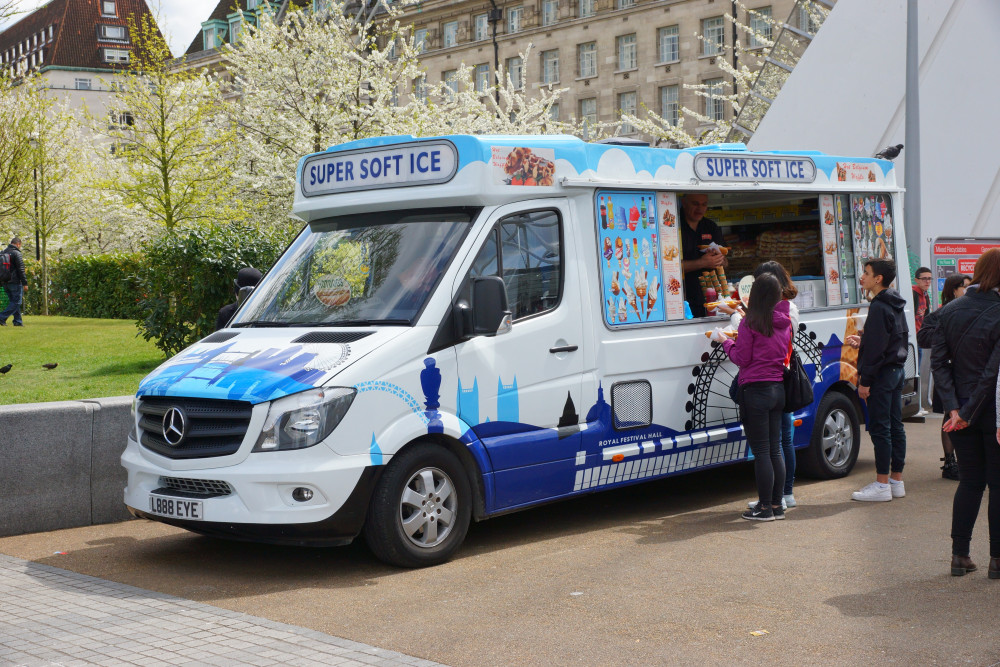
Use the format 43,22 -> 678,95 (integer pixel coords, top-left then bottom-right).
0,554 -> 445,667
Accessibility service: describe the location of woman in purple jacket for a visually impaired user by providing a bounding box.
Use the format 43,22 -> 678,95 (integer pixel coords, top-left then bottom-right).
717,273 -> 793,521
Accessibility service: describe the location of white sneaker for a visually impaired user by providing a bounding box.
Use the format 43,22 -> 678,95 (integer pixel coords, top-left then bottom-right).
851,481 -> 892,502
783,493 -> 797,508
890,480 -> 905,498
915,409 -> 929,417
747,498 -> 786,510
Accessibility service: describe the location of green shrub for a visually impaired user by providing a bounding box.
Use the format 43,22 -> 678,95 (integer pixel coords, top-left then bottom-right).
20,254 -> 145,319
136,224 -> 293,356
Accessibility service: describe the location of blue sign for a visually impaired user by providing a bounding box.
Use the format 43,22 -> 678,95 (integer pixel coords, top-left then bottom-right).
301,141 -> 458,196
694,153 -> 816,184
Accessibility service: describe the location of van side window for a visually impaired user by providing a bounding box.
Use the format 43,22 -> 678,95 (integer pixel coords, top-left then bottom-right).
499,210 -> 562,320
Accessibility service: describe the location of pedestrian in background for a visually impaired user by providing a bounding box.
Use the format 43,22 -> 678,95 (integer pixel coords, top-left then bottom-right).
723,262 -> 802,510
0,237 -> 27,327
931,248 -> 1000,579
912,266 -> 933,417
919,273 -> 970,480
845,259 -> 909,502
215,267 -> 262,331
714,273 -> 792,521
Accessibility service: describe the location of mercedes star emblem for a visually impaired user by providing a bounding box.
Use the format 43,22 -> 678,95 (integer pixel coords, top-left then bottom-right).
161,407 -> 187,446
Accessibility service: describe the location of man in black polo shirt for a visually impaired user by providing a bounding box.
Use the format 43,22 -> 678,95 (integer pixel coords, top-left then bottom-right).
680,193 -> 727,317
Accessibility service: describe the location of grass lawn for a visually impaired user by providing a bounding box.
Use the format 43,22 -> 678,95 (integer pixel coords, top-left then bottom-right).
0,316 -> 166,405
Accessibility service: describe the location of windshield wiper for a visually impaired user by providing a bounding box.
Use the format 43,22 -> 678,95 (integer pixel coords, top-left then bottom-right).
311,319 -> 412,327
231,321 -> 294,328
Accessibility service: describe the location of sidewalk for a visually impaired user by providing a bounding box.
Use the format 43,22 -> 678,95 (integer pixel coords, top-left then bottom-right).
0,554 -> 445,667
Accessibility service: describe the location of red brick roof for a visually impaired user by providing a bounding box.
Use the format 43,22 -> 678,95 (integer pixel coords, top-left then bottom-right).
183,0 -> 310,55
0,0 -> 161,73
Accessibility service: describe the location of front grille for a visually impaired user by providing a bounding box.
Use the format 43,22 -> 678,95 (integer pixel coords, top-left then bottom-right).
138,397 -> 253,459
158,477 -> 233,497
201,331 -> 240,343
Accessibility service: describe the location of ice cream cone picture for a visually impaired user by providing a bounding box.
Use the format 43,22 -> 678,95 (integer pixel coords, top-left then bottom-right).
617,297 -> 627,322
642,238 -> 650,267
606,298 -> 615,323
647,275 -> 660,313
635,268 -> 648,320
611,271 -> 620,296
615,237 -> 623,269
622,281 -> 640,320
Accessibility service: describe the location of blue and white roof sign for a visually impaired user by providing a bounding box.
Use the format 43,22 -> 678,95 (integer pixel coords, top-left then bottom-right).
301,140 -> 458,196
693,153 -> 817,184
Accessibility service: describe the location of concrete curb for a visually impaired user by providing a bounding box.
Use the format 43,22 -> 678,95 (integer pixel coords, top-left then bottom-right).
0,396 -> 134,537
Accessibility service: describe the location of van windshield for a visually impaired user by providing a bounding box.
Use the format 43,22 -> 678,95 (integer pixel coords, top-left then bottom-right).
233,208 -> 476,327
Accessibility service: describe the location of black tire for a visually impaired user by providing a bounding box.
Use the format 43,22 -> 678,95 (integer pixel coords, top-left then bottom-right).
363,443 -> 472,568
799,390 -> 860,479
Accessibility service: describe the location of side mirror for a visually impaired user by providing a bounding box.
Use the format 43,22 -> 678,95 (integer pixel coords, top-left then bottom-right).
237,285 -> 255,306
472,276 -> 511,336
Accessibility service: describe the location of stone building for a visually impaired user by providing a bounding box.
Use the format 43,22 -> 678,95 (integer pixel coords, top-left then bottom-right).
0,0 -> 162,117
402,0 -> 807,142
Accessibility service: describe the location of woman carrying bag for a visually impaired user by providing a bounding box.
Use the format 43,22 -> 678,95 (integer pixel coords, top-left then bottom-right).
712,273 -> 792,521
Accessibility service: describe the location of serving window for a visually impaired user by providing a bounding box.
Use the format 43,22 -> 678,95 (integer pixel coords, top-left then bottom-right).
594,190 -> 897,324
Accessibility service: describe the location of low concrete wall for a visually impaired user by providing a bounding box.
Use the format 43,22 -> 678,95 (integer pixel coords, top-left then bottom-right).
0,396 -> 134,538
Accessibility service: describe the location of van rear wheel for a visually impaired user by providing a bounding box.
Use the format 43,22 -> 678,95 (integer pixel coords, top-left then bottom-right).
364,443 -> 472,568
800,391 -> 860,479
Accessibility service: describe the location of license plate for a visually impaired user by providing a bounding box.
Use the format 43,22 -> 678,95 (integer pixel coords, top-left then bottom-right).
148,495 -> 203,520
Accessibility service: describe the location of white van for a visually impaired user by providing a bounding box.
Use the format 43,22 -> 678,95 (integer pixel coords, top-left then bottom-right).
122,134 -> 919,566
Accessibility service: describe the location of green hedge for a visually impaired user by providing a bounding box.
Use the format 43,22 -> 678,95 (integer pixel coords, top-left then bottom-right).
135,225 -> 292,356
21,254 -> 145,320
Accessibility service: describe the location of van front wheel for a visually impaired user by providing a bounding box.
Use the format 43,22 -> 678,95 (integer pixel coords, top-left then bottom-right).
800,391 -> 860,479
364,444 -> 472,568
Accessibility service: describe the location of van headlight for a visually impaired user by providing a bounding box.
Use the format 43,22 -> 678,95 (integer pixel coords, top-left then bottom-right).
253,387 -> 356,452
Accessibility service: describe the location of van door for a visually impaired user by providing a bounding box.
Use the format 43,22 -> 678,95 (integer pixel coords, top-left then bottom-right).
454,201 -> 587,510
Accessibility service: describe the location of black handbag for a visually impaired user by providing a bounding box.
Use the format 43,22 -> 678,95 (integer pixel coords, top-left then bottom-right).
783,339 -> 814,413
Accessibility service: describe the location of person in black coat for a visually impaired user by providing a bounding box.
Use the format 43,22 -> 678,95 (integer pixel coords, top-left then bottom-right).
931,248 -> 1000,579
845,258 -> 910,502
215,267 -> 262,331
0,237 -> 28,327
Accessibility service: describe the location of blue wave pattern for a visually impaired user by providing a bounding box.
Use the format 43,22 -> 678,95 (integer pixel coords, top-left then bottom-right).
137,342 -> 327,404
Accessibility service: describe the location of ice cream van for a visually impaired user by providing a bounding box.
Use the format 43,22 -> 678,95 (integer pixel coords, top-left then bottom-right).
122,134 -> 919,567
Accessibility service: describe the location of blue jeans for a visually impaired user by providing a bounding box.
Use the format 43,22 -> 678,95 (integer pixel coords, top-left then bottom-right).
740,381 -> 786,506
781,412 -> 795,495
0,284 -> 23,325
865,365 -> 906,475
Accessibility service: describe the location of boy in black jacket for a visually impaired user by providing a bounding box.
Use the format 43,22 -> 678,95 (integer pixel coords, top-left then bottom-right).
846,258 -> 910,502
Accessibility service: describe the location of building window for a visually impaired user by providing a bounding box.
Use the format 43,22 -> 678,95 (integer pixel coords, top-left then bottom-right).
443,70 -> 459,99
75,77 -> 92,90
413,75 -> 428,103
443,21 -> 458,48
109,110 -> 134,128
202,23 -> 226,49
542,49 -> 559,85
390,85 -> 398,106
748,7 -> 772,48
247,0 -> 260,8
616,34 -> 636,71
506,56 -> 523,89
474,13 -> 489,41
658,25 -> 678,63
507,6 -> 523,34
660,84 -> 679,126
414,28 -> 428,53
99,24 -> 128,42
617,0 -> 635,8
618,91 -> 636,133
102,48 -> 130,63
229,17 -> 244,41
578,42 -> 596,78
798,5 -> 821,34
703,16 -> 724,55
549,103 -> 560,121
475,63 -> 490,93
704,77 -> 725,121
579,97 -> 597,128
386,38 -> 397,59
312,0 -> 329,11
579,0 -> 595,17
101,1 -> 116,17
542,0 -> 558,26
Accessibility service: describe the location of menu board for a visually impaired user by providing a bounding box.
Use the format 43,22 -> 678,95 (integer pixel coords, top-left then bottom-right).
656,192 -> 684,320
597,190 -> 664,326
850,194 -> 895,281
931,238 -> 1000,308
818,195 -> 842,306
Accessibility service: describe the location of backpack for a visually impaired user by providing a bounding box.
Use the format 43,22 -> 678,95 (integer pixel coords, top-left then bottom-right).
0,251 -> 11,284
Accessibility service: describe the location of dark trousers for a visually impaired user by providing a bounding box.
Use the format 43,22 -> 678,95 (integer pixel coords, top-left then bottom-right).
865,365 -> 906,475
950,415 -> 1000,558
0,284 -> 23,325
781,412 -> 795,496
740,381 -> 786,506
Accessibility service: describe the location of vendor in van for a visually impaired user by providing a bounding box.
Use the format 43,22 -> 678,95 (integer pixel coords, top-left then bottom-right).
680,193 -> 728,318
